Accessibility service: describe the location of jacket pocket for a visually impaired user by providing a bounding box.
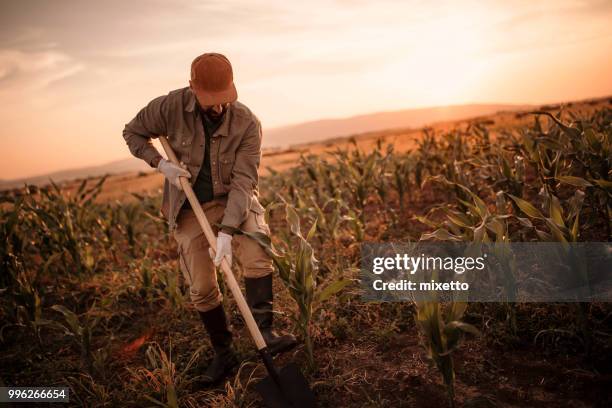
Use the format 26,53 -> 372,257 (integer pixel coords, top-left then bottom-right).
249,198 -> 270,235
255,211 -> 271,235
219,156 -> 234,184
249,197 -> 265,214
170,131 -> 193,163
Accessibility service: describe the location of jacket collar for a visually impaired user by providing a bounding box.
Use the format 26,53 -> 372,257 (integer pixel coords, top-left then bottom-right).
185,87 -> 231,137
185,87 -> 197,113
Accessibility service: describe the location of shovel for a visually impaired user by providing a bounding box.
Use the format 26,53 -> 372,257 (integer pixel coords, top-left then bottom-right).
159,136 -> 316,408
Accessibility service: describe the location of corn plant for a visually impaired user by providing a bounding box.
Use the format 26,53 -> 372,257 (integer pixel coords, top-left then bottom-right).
507,189 -> 595,351
118,204 -> 140,255
420,175 -> 511,244
51,304 -> 101,374
25,178 -> 107,275
416,302 -> 479,408
301,195 -> 348,243
521,111 -> 611,238
331,139 -> 388,222
413,128 -> 446,182
418,176 -> 518,330
0,196 -> 26,288
392,153 -> 415,214
226,202 -> 350,369
342,208 -> 364,243
156,264 -> 185,309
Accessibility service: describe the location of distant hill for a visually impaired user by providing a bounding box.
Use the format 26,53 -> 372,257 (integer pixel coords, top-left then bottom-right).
0,102 -> 532,190
262,103 -> 532,148
0,158 -> 150,190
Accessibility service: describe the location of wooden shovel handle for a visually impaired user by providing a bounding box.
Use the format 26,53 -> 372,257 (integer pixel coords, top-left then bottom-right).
159,136 -> 267,351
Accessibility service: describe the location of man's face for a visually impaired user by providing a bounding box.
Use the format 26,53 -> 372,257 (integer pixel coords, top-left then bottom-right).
201,103 -> 227,119
190,81 -> 229,119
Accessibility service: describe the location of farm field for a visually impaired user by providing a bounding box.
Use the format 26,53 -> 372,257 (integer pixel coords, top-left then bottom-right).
1,98 -> 611,407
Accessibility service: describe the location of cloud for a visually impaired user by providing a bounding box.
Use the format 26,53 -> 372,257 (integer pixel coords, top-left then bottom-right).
0,48 -> 84,92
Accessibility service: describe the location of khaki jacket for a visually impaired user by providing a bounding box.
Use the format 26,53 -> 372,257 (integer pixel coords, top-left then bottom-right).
122,87 -> 266,231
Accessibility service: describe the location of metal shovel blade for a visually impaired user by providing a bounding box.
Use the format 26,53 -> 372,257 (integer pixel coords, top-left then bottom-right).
254,362 -> 316,408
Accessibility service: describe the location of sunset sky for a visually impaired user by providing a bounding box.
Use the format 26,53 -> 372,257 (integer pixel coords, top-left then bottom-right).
1,0 -> 611,179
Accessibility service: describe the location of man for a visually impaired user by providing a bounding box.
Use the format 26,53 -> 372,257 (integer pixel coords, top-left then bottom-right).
122,52 -> 296,384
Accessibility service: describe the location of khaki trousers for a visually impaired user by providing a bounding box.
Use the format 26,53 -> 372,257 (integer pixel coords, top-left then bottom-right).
173,199 -> 273,312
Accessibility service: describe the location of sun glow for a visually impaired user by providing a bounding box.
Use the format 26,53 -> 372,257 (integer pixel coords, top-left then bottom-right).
391,15 -> 489,104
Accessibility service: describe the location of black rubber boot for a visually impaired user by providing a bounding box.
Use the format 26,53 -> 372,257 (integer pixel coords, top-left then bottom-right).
245,274 -> 298,355
198,304 -> 238,384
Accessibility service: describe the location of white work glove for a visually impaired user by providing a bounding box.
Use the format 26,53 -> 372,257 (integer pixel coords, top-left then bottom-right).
210,232 -> 233,267
157,158 -> 191,189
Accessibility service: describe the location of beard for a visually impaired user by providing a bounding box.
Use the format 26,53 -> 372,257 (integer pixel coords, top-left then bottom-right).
206,109 -> 224,120
201,104 -> 227,121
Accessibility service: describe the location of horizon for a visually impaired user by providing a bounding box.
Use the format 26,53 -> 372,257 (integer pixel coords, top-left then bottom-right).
1,0 -> 612,179
0,100 -> 527,181
0,99 -> 529,181
1,96 -> 606,183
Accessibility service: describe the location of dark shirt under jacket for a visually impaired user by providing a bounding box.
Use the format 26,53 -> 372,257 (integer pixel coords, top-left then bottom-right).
182,107 -> 225,210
